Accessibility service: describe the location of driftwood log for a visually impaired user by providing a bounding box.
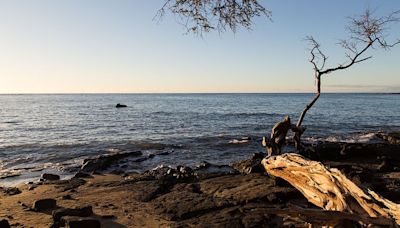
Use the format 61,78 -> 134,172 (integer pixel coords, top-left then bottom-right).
262,153 -> 400,226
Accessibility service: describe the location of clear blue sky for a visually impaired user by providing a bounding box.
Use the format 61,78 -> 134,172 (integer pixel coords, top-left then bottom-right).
0,0 -> 399,93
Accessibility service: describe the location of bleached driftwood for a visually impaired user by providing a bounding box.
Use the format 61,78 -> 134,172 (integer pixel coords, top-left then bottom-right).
262,153 -> 400,226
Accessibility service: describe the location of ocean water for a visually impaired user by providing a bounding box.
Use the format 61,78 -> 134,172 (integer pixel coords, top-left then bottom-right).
0,93 -> 399,184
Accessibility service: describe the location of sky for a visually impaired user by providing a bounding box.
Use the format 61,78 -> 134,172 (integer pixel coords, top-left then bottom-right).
0,0 -> 399,93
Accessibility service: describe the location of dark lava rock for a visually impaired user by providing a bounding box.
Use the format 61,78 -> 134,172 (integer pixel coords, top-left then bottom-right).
53,206 -> 93,223
144,165 -> 197,182
28,184 -> 38,191
60,216 -> 100,228
151,187 -> 233,221
378,132 -> 400,145
0,187 -> 21,196
115,103 -> 127,108
0,219 -> 10,228
62,194 -> 73,200
73,172 -> 93,179
45,178 -> 86,192
41,173 -> 60,181
231,152 -> 265,174
377,160 -> 394,172
81,151 -> 142,173
33,198 -> 57,211
194,162 -> 238,180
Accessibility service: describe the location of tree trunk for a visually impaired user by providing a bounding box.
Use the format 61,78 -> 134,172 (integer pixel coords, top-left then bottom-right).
294,76 -> 321,151
262,153 -> 400,226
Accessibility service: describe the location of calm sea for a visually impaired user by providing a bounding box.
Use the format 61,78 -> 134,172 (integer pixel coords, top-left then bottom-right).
0,93 -> 399,184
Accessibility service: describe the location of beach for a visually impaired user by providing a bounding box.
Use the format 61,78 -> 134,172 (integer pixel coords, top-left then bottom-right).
1,133 -> 400,227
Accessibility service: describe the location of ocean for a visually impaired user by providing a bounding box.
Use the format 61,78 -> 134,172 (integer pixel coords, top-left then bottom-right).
0,93 -> 399,185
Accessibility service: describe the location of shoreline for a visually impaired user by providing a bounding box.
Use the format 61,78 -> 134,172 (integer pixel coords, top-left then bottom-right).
1,134 -> 400,227
1,131 -> 397,188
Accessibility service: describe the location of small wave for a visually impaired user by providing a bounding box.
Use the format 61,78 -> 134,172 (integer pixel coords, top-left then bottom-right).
219,112 -> 281,118
305,132 -> 385,144
228,137 -> 251,144
133,142 -> 182,150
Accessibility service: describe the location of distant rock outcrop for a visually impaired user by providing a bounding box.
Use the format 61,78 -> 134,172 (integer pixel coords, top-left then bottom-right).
115,103 -> 127,108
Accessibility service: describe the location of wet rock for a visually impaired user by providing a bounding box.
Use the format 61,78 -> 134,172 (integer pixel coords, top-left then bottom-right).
41,173 -> 60,181
116,103 -> 127,108
0,170 -> 21,179
231,152 -> 265,174
33,198 -> 57,211
60,216 -> 100,228
194,162 -> 238,180
53,206 -> 93,223
144,165 -> 196,181
0,219 -> 10,228
175,166 -> 194,180
0,187 -> 21,196
80,151 -> 142,173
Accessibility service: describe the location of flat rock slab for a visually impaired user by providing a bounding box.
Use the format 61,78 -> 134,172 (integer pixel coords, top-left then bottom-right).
199,173 -> 299,203
173,203 -> 285,228
53,206 -> 93,223
148,174 -> 303,222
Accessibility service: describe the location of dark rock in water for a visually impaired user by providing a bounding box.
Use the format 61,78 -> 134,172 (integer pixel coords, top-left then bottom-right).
144,165 -> 196,181
115,103 -> 127,108
0,219 -> 10,228
0,187 -> 21,196
81,151 -> 142,173
53,206 -> 93,223
33,198 -> 57,211
60,216 -> 100,228
231,152 -> 265,174
42,173 -> 60,181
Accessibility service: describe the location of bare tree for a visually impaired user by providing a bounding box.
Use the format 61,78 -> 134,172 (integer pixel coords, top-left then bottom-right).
265,9 -> 400,155
156,0 -> 271,35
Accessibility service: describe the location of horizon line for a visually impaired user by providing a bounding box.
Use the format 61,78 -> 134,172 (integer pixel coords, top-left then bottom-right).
0,92 -> 398,95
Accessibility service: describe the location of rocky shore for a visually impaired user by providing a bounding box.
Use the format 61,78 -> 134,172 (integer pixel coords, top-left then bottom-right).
0,132 -> 399,227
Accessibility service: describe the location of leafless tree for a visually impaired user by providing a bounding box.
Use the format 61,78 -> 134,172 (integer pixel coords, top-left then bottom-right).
270,9 -> 400,154
156,0 -> 271,35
